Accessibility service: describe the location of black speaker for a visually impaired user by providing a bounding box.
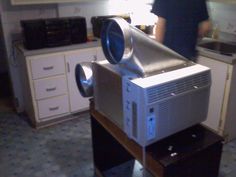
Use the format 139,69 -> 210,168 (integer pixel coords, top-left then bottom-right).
21,17 -> 88,50
21,19 -> 46,50
44,18 -> 71,47
69,17 -> 87,44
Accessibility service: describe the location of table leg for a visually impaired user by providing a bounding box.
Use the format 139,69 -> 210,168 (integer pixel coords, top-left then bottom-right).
91,116 -> 134,175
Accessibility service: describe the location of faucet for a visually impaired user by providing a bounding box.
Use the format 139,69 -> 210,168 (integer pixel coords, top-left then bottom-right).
211,24 -> 219,40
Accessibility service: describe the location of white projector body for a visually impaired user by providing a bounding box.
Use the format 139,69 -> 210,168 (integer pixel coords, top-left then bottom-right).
93,62 -> 211,147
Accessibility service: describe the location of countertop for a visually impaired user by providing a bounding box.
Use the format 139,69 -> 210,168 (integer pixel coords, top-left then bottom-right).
16,37 -> 236,65
197,38 -> 236,65
16,40 -> 101,57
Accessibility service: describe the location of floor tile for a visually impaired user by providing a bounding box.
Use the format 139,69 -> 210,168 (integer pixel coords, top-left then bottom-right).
1,112 -> 236,177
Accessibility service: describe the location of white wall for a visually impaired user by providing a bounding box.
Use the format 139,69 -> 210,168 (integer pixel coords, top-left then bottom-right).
1,0 -> 236,111
1,1 -> 236,64
1,1 -> 58,55
0,1 -> 157,106
208,1 -> 236,41
58,1 -> 157,29
0,16 -> 7,73
0,1 -> 58,111
58,1 -> 236,42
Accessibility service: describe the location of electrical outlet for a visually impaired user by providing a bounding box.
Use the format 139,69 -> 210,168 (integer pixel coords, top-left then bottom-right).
73,7 -> 81,14
226,22 -> 234,31
232,23 -> 236,35
11,33 -> 22,42
224,22 -> 236,34
38,9 -> 46,17
223,22 -> 236,34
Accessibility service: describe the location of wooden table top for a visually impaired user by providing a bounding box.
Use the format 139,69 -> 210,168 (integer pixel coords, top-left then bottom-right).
90,101 -> 223,177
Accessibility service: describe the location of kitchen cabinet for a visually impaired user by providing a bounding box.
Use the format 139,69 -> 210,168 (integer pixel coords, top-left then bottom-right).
65,48 -> 97,113
17,45 -> 105,128
197,56 -> 236,141
11,0 -> 107,5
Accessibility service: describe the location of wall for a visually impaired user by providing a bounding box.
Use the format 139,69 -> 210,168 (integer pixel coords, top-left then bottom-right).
0,16 -> 7,74
1,0 -> 236,111
0,1 -> 57,55
58,1 -> 236,42
58,1 -> 157,29
0,1 -> 58,111
0,0 -> 156,112
208,1 -> 236,41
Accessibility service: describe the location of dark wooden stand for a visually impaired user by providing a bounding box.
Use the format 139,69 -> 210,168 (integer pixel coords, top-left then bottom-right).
90,102 -> 223,177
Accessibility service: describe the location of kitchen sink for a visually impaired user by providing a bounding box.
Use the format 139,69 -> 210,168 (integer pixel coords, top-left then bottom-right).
198,41 -> 236,56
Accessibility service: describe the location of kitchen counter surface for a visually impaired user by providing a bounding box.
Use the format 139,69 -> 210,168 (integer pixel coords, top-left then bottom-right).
16,37 -> 236,65
16,40 -> 101,57
197,38 -> 236,65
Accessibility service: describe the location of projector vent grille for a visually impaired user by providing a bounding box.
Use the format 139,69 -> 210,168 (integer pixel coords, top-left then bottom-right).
147,71 -> 210,104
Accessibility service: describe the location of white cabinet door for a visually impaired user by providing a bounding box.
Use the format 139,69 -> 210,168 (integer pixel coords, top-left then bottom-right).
96,47 -> 107,61
65,48 -> 96,113
197,56 -> 228,131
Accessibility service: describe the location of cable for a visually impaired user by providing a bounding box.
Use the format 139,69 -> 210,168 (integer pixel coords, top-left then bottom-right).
9,39 -> 21,67
142,146 -> 147,177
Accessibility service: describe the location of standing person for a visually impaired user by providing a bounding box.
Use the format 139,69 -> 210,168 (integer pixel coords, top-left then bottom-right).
151,0 -> 211,61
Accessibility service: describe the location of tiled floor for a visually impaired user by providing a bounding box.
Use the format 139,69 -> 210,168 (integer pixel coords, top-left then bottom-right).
0,112 -> 236,177
0,113 -> 94,177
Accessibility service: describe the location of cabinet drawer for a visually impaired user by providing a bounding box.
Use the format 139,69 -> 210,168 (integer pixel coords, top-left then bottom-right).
34,75 -> 67,100
37,95 -> 69,119
30,54 -> 65,79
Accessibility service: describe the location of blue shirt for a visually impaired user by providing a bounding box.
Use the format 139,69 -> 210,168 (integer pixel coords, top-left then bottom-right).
151,0 -> 209,59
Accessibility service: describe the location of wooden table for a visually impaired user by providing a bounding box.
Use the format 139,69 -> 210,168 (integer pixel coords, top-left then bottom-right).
90,102 -> 223,177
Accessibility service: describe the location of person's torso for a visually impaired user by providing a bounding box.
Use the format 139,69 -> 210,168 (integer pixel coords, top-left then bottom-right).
163,0 -> 202,59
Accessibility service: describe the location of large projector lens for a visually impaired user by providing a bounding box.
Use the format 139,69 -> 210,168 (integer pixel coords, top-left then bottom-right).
101,18 -> 132,64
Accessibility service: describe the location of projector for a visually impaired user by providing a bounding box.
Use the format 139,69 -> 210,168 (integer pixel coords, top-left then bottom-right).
76,17 -> 211,147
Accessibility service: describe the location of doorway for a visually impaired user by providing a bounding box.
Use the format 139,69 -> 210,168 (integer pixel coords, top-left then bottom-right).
0,71 -> 14,112
0,17 -> 14,113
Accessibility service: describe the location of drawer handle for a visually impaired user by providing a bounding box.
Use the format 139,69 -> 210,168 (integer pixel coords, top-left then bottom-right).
46,87 -> 57,92
49,106 -> 59,111
43,66 -> 54,70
